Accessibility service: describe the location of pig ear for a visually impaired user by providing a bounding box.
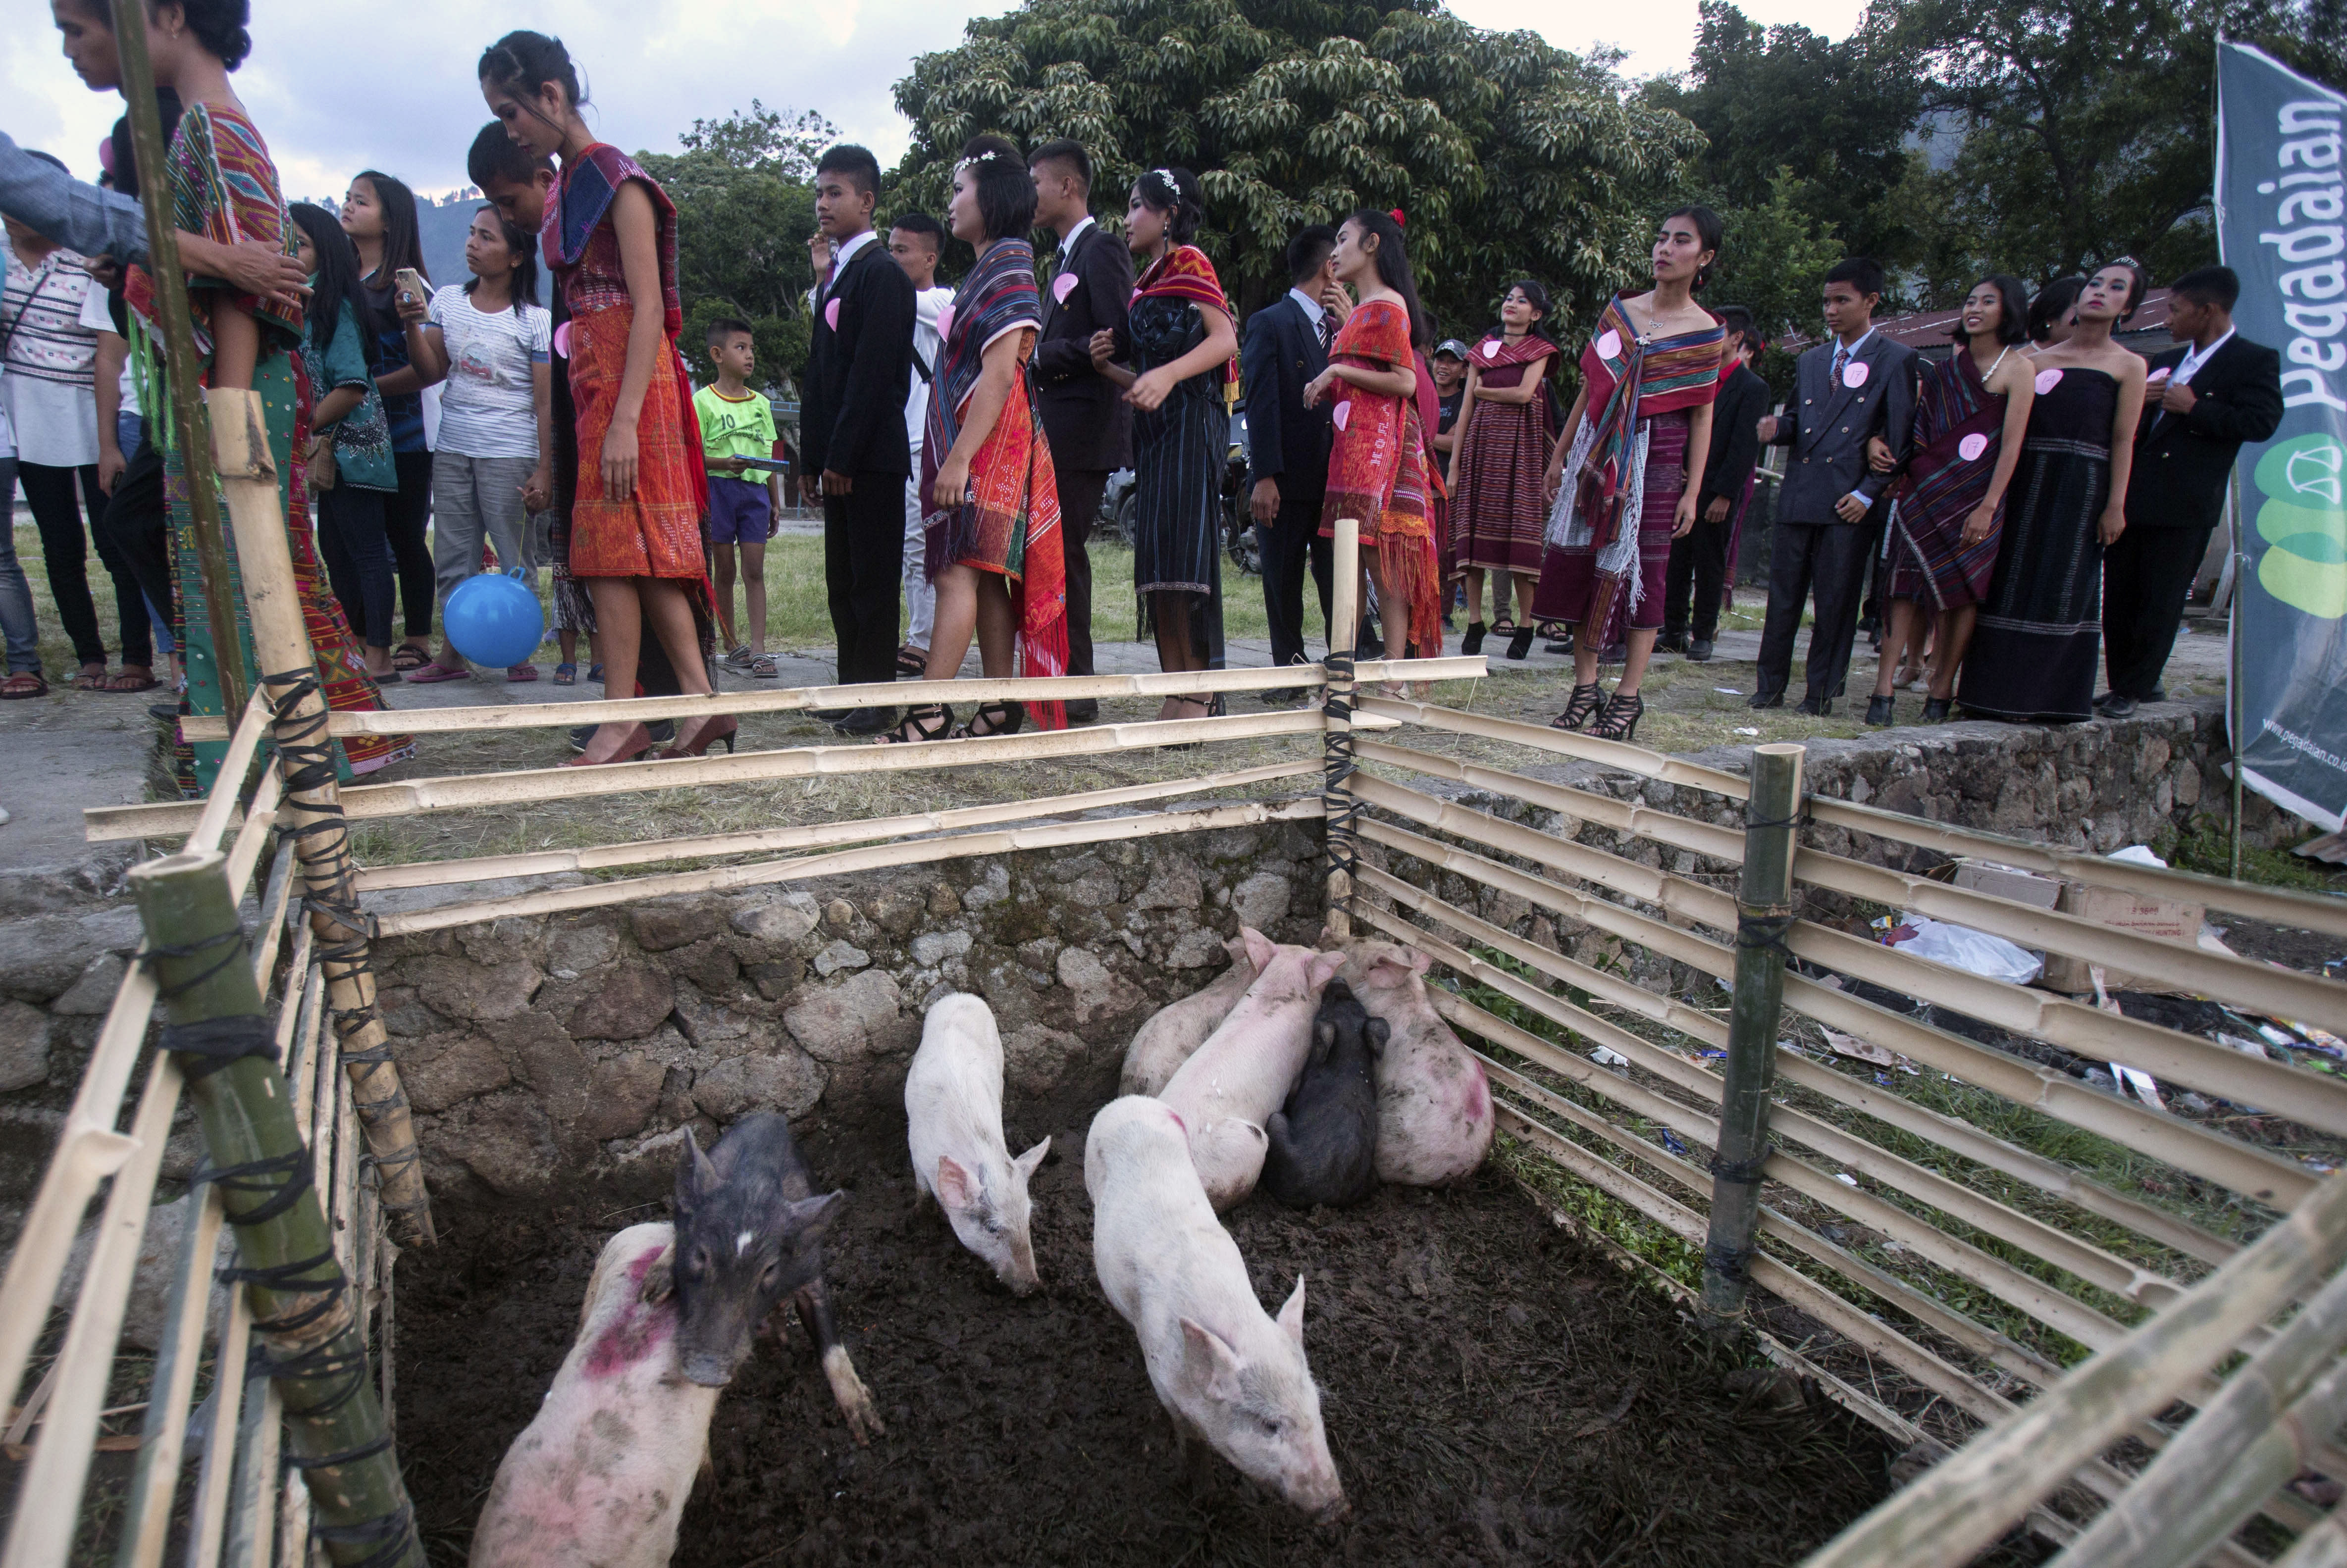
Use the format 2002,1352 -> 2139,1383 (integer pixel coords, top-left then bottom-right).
1012,1136 -> 1051,1186
1240,927 -> 1278,972
1312,1018 -> 1336,1065
1277,1275 -> 1307,1348
677,1125 -> 722,1208
1407,947 -> 1432,976
1366,1017 -> 1391,1056
1179,1317 -> 1246,1402
1224,935 -> 1252,968
790,1189 -> 850,1239
1308,951 -> 1346,988
936,1155 -> 979,1214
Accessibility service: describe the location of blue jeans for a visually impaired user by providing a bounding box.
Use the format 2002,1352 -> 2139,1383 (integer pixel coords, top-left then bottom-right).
0,456 -> 41,674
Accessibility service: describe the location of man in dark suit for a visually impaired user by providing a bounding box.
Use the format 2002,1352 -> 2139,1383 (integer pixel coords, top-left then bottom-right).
802,144 -> 916,735
1243,226 -> 1344,694
1662,304 -> 1767,663
1028,139 -> 1133,725
1752,258 -> 1918,714
2100,265 -> 2284,716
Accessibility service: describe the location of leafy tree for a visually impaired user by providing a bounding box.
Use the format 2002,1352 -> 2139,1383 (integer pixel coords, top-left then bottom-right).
1643,2 -> 1923,268
638,104 -> 835,384
1695,168 -> 1845,358
889,0 -> 1704,336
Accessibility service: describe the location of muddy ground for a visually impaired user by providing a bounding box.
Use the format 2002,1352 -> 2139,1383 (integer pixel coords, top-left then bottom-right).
395,1076 -> 1893,1568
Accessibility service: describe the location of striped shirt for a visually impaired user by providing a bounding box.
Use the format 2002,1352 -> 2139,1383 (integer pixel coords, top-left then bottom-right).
0,236 -> 100,466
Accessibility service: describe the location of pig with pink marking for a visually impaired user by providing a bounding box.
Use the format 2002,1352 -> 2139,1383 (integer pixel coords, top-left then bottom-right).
1335,938 -> 1494,1185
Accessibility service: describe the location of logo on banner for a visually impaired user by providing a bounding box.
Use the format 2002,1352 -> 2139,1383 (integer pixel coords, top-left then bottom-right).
2254,434 -> 2347,617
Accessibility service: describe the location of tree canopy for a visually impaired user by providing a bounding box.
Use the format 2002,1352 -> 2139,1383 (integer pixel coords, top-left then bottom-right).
890,0 -> 1704,335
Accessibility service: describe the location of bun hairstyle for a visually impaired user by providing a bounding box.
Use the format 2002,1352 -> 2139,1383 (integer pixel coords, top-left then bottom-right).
1950,274 -> 2031,348
1345,207 -> 1429,351
1133,166 -> 1204,247
478,30 -> 584,111
2027,275 -> 2085,343
157,0 -> 253,70
956,133 -> 1037,243
2091,255 -> 2149,323
1662,204 -> 1724,290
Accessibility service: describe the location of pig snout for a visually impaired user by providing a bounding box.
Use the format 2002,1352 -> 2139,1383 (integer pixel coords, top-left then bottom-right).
1002,1239 -> 1042,1296
674,1296 -> 757,1388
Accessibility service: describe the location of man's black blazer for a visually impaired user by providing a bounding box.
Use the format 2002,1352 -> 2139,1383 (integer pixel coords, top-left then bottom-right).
1766,331 -> 1918,525
802,233 -> 915,480
1242,292 -> 1333,503
1699,362 -> 1769,513
1033,219 -> 1133,474
2126,335 -> 2284,531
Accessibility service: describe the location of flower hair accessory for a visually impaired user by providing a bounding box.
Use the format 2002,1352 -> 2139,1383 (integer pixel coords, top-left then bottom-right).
1390,207 -> 1406,227
957,148 -> 1004,171
1150,167 -> 1179,191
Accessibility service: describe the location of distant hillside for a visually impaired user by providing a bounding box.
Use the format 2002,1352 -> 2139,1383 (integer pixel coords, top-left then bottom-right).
298,188 -> 541,306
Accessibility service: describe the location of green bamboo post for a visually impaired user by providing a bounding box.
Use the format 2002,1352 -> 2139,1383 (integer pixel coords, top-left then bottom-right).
107,0 -> 248,718
1700,742 -> 1804,1328
130,849 -> 421,1568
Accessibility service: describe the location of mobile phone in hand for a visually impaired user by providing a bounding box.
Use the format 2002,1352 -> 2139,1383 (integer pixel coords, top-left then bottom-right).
394,268 -> 428,309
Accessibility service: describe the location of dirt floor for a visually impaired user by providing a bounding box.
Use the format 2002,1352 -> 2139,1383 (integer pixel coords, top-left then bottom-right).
394,1076 -> 1894,1568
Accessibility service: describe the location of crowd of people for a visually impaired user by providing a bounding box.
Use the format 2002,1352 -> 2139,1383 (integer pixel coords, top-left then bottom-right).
0,0 -> 2288,789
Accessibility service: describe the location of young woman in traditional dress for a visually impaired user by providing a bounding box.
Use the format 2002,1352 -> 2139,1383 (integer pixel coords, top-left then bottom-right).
1955,262 -> 2148,723
1303,208 -> 1443,666
1447,280 -> 1557,659
1533,207 -> 1729,741
884,134 -> 1068,744
1863,274 -> 2035,725
479,30 -> 727,764
101,0 -> 408,793
1088,167 -> 1237,720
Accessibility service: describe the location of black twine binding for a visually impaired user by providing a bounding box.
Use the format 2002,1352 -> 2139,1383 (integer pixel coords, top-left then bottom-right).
157,1012 -> 278,1082
1742,807 -> 1809,833
194,1145 -> 314,1226
140,929 -> 247,1002
1708,1146 -> 1774,1185
1704,1241 -> 1753,1280
310,1504 -> 418,1568
1321,647 -> 1363,900
218,1247 -> 348,1335
1736,909 -> 1795,962
252,1336 -> 371,1417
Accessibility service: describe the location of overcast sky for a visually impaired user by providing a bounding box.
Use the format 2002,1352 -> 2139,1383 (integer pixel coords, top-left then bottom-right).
9,0 -> 1866,202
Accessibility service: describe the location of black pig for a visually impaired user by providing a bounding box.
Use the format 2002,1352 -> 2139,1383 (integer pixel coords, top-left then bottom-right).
663,1113 -> 884,1443
1261,979 -> 1384,1208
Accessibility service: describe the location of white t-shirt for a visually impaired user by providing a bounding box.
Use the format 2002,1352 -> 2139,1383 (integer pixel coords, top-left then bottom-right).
0,237 -> 100,467
76,284 -> 139,420
905,284 -> 953,449
426,285 -> 550,459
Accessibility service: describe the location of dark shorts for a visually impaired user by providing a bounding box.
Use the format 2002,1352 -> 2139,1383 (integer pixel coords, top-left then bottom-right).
706,475 -> 773,546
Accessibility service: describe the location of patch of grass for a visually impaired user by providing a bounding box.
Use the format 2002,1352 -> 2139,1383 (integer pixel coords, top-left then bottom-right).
2161,818 -> 2347,896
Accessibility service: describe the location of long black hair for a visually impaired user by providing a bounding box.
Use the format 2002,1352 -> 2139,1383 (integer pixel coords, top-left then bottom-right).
1950,274 -> 2031,348
1661,204 -> 1724,291
1346,208 -> 1429,350
353,170 -> 428,288
1133,166 -> 1204,247
288,202 -> 369,356
2027,276 -> 2086,343
465,205 -> 541,310
1502,278 -> 1559,348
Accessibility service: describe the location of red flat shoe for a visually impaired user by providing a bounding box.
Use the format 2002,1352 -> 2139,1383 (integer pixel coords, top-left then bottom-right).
562,721 -> 653,766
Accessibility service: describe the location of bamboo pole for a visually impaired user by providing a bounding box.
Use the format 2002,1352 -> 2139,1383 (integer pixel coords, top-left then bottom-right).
106,0 -> 247,718
115,1187 -> 226,1568
1702,743 -> 1802,1327
1352,814 -> 2313,1206
125,850 -> 422,1568
1362,691 -> 2347,940
1324,515 -> 1362,942
1798,1170 -> 2347,1568
375,797 -> 1323,936
2276,1515 -> 2347,1568
173,656 -> 1489,740
88,707 -> 1330,842
2048,1262 -> 2347,1568
206,387 -> 431,1245
354,759 -> 1319,892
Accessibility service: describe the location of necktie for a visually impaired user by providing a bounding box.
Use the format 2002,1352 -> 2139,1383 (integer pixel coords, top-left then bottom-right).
1831,344 -> 1849,390
1315,312 -> 1335,353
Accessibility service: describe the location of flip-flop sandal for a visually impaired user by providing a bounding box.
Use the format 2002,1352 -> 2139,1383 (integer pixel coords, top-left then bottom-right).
0,672 -> 48,700
722,644 -> 755,671
507,663 -> 540,682
587,663 -> 605,683
553,662 -> 578,686
392,645 -> 429,672
407,661 -> 472,684
99,671 -> 162,693
896,645 -> 930,678
750,654 -> 779,679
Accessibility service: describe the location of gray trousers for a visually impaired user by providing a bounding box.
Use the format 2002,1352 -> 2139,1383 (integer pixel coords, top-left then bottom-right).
430,451 -> 536,655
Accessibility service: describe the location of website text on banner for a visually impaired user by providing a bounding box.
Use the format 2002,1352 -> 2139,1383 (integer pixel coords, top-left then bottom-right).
2222,41 -> 2347,833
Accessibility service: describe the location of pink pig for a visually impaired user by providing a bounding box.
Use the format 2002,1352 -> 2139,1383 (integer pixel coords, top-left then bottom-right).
469,1223 -> 718,1568
1119,935 -> 1260,1097
1337,939 -> 1493,1186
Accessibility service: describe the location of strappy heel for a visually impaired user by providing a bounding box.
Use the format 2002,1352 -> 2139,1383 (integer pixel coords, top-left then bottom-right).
1460,621 -> 1487,655
1550,682 -> 1604,732
1589,690 -> 1644,742
954,701 -> 1025,739
657,714 -> 738,759
879,704 -> 953,744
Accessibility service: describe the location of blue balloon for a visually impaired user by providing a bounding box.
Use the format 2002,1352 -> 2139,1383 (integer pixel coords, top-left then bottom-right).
443,572 -> 545,669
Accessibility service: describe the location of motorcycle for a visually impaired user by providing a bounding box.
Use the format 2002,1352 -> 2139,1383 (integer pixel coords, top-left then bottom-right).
1095,405 -> 1261,578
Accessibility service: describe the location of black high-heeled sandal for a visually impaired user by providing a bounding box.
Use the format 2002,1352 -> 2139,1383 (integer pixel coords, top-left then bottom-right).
1541,620 -> 1574,655
1506,623 -> 1536,660
879,704 -> 954,744
954,700 -> 1025,739
1550,682 -> 1604,732
1589,689 -> 1645,742
1921,696 -> 1953,722
1460,622 -> 1488,655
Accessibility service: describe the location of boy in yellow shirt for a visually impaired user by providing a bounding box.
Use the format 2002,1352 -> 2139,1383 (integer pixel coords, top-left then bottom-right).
694,318 -> 784,677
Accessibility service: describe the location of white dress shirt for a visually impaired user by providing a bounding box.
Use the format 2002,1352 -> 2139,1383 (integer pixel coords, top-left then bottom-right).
2173,327 -> 2236,386
1289,286 -> 1328,338
1057,215 -> 1096,258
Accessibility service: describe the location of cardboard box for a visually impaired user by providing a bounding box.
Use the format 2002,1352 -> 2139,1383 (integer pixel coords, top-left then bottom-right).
2039,880 -> 2205,994
1950,858 -> 2063,910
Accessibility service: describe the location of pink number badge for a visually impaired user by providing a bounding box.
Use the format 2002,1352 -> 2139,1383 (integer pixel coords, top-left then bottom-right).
1332,400 -> 1351,432
1957,432 -> 1989,461
1595,329 -> 1622,360
1843,359 -> 1870,389
1052,272 -> 1079,304
2034,367 -> 2064,395
934,303 -> 953,342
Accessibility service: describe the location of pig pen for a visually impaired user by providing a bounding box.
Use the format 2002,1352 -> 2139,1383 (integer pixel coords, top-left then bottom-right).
392,1070 -> 1893,1568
